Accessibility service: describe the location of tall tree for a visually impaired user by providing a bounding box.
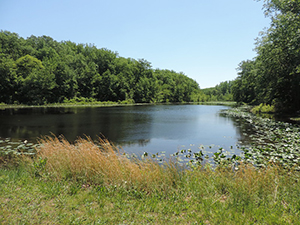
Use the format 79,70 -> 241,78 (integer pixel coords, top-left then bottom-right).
232,60 -> 257,104
0,54 -> 17,103
15,54 -> 56,104
0,30 -> 201,105
232,0 -> 300,112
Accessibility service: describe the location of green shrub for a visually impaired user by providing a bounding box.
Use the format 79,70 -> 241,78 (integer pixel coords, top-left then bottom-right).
252,103 -> 275,114
119,99 -> 135,104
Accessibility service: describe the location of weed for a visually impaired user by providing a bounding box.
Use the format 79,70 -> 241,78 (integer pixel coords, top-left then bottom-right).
36,135 -> 181,194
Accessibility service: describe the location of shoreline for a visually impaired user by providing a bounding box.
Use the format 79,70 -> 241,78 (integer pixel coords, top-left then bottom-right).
0,101 -> 237,109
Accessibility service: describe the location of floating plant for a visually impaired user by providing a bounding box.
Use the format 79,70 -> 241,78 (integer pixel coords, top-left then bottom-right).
221,106 -> 300,169
0,137 -> 38,157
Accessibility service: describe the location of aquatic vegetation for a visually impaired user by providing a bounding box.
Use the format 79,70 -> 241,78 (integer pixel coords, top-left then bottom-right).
222,106 -> 300,169
0,138 -> 37,166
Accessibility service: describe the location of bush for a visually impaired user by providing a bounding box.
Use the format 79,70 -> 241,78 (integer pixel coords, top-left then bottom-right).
252,103 -> 275,114
119,99 -> 135,104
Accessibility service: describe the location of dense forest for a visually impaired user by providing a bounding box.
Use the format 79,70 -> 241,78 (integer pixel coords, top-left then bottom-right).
3,1 -> 296,109
200,81 -> 234,102
0,31 -> 202,105
231,0 -> 300,112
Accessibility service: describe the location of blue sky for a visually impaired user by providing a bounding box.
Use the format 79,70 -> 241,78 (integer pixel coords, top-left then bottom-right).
0,0 -> 270,88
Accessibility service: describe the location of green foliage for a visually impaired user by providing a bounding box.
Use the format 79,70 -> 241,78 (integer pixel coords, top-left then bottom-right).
231,60 -> 257,104
232,0 -> 300,113
154,69 -> 200,103
252,103 -> 276,114
0,54 -> 17,103
0,31 -> 201,105
61,97 -> 123,105
119,99 -> 135,104
33,157 -> 47,177
62,97 -> 100,104
195,80 -> 234,102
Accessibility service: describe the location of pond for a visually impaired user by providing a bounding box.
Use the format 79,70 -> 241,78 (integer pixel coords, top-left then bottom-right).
0,104 -> 254,157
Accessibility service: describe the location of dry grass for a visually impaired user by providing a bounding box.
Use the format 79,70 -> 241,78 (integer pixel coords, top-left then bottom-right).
186,162 -> 284,208
2,139 -> 300,223
36,135 -> 180,193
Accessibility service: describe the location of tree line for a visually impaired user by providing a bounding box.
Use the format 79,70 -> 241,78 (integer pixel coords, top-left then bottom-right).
231,0 -> 300,112
0,31 -> 201,105
200,81 -> 234,102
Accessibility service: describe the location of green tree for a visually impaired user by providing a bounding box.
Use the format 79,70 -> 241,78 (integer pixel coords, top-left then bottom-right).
231,0 -> 300,111
0,30 -> 201,105
253,0 -> 300,110
15,55 -> 56,104
0,54 -> 17,103
232,60 -> 257,104
15,54 -> 44,77
0,31 -> 23,60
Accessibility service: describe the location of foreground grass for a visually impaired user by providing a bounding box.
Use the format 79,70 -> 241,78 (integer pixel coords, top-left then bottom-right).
1,136 -> 300,224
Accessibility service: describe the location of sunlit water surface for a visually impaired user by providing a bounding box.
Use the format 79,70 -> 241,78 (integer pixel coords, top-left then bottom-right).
0,104 -> 254,157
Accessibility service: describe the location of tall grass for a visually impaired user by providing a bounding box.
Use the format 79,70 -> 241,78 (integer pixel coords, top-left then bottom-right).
36,136 -> 180,193
185,163 -> 281,200
183,164 -> 300,224
2,136 -> 300,223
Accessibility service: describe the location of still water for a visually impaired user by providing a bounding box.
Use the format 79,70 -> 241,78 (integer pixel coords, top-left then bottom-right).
0,104 -> 253,156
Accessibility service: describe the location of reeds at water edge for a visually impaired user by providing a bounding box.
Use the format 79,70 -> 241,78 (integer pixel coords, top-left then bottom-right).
36,135 -> 180,193
34,135 -> 299,208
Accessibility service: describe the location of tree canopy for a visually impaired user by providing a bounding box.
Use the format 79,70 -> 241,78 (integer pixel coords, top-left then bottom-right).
232,0 -> 300,112
0,31 -> 201,105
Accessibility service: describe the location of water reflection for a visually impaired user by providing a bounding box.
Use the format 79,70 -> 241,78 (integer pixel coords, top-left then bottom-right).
0,105 -> 255,156
219,111 -> 255,146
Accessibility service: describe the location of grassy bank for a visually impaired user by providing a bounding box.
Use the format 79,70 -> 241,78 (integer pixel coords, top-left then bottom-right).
0,100 -> 135,109
1,135 -> 300,224
0,100 -> 236,109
